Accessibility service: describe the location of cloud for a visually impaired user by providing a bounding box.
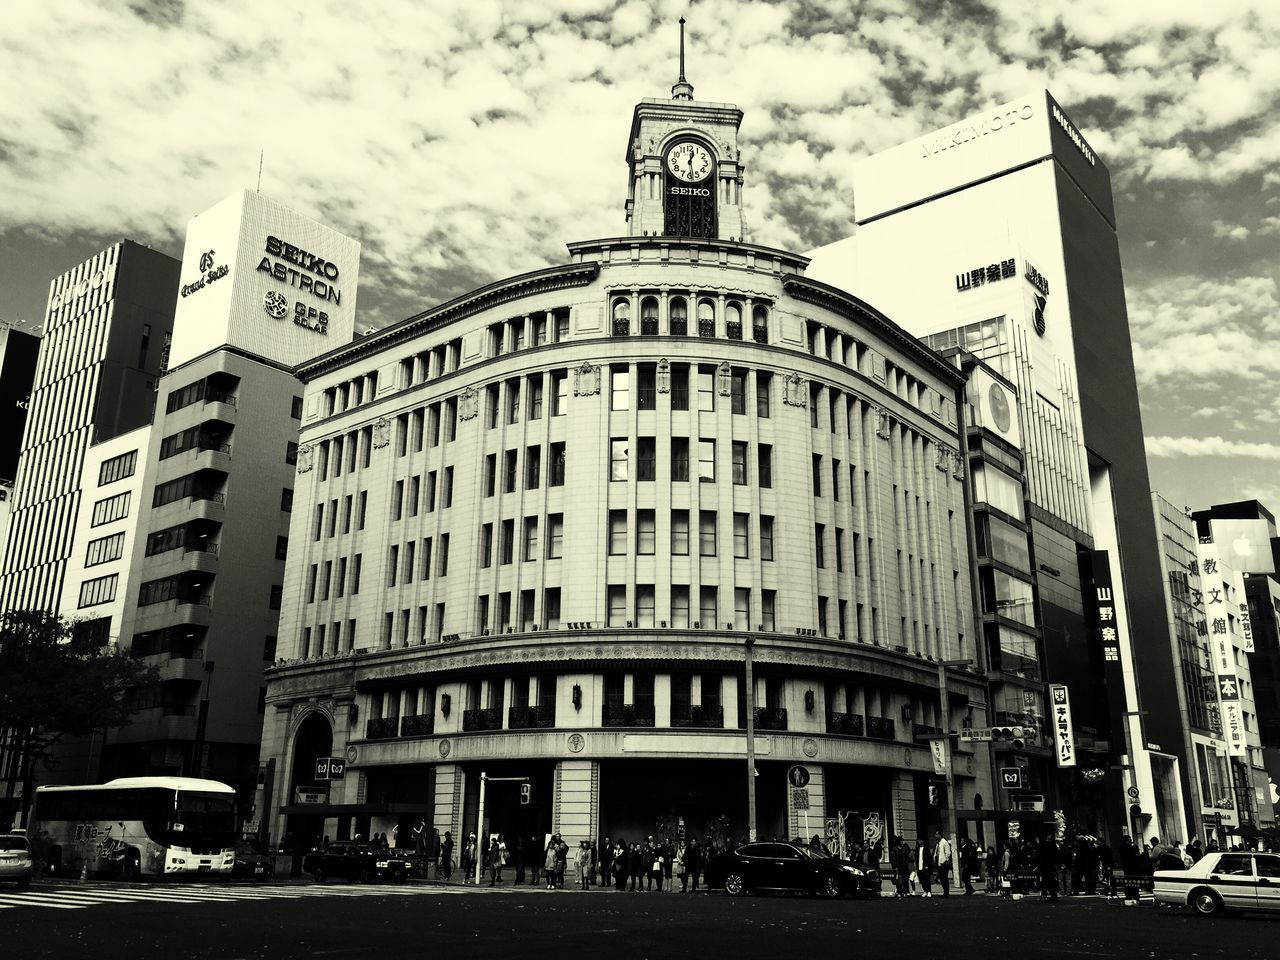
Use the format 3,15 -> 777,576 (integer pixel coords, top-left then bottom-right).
1146,435 -> 1280,460
1211,219 -> 1250,241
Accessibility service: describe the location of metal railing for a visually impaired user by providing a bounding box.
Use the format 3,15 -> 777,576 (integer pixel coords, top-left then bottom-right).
462,706 -> 503,731
752,325 -> 768,344
366,717 -> 398,740
670,704 -> 724,729
400,713 -> 435,737
826,712 -> 864,736
753,706 -> 788,731
184,541 -> 219,555
508,704 -> 555,730
204,392 -> 238,407
866,716 -> 896,740
670,319 -> 688,336
912,723 -> 944,739
725,321 -> 742,340
602,703 -> 656,728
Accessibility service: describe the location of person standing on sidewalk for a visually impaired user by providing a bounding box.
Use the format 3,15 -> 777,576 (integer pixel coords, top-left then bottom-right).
1038,835 -> 1060,902
933,832 -> 953,897
960,838 -> 977,895
686,839 -> 704,892
915,839 -> 932,897
892,836 -> 912,897
440,831 -> 455,881
544,837 -> 558,890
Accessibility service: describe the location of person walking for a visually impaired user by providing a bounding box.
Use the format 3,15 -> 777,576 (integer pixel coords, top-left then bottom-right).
544,837 -> 558,890
614,839 -> 628,890
959,838 -> 977,895
933,832 -> 953,897
915,839 -> 932,897
686,839 -> 704,892
528,834 -> 541,887
486,836 -> 500,887
601,836 -> 613,889
575,841 -> 590,889
674,841 -> 687,892
985,846 -> 999,894
1037,835 -> 1060,902
514,836 -> 526,885
440,831 -> 455,882
461,833 -> 477,885
554,834 -> 569,889
628,842 -> 643,891
892,836 -> 912,897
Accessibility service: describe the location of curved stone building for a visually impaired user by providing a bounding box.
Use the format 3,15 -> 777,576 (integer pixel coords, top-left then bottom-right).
261,70 -> 990,856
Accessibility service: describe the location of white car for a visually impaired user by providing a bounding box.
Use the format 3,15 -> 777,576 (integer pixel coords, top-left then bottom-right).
0,834 -> 33,887
1153,850 -> 1280,916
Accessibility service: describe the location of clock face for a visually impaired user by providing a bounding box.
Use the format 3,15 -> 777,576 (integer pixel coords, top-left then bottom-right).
988,383 -> 1012,433
667,141 -> 713,182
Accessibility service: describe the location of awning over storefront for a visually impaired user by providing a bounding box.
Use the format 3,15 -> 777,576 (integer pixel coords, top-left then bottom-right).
279,802 -> 431,817
1228,823 -> 1266,839
957,809 -> 1056,823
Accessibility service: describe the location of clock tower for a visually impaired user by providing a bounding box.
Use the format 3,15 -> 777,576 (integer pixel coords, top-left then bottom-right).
624,19 -> 746,241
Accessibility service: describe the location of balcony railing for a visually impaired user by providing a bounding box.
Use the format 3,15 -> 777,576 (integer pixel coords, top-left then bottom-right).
725,321 -> 742,340
752,325 -> 768,344
462,706 -> 503,732
196,440 -> 232,455
602,703 -> 656,728
753,707 -> 788,731
508,704 -> 555,730
826,712 -> 864,736
866,716 -> 896,740
912,723 -> 944,740
366,717 -> 398,740
612,320 -> 630,337
176,594 -> 212,607
670,319 -> 688,336
400,713 -> 435,737
204,392 -> 238,407
193,491 -> 226,504
671,704 -> 724,729
184,541 -> 219,555
640,319 -> 658,336
697,318 -> 715,338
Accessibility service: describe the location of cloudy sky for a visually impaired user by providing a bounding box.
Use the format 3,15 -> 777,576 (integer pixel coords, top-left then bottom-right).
2,0 -> 1279,515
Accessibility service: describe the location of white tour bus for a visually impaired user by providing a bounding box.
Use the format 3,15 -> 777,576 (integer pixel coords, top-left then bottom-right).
29,777 -> 238,878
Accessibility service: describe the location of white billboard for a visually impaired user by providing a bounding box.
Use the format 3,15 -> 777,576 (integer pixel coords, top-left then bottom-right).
169,190 -> 361,370
968,365 -> 1021,450
1049,684 -> 1076,768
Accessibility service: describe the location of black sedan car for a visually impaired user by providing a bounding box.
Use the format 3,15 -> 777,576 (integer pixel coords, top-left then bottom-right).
302,842 -> 410,883
705,841 -> 881,898
231,840 -> 273,880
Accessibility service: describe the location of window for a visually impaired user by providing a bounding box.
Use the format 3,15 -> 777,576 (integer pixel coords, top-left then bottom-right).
730,368 -> 747,414
352,554 -> 362,594
733,514 -> 749,558
547,514 -> 564,559
609,510 -> 627,555
607,585 -> 627,625
526,446 -> 541,489
78,574 -> 118,608
812,454 -> 824,496
761,516 -> 775,561
356,490 -> 366,528
671,437 -> 689,481
672,586 -> 690,628
612,299 -> 631,336
699,511 -> 717,557
610,439 -> 629,481
637,437 -> 656,481
752,305 -> 769,342
485,385 -> 499,429
551,369 -> 568,415
313,503 -> 324,541
418,541 -> 429,580
335,556 -> 346,597
726,303 -> 743,339
392,480 -> 404,521
291,396 -> 304,419
697,440 -> 715,482
731,442 -> 747,484
756,372 -> 772,417
534,316 -> 548,346
484,454 -> 497,497
544,587 -> 561,630
523,517 -> 538,561
387,545 -> 399,587
98,450 -> 137,486
734,588 -> 750,630
758,444 -> 772,488
145,525 -> 184,556
637,364 -> 657,409
443,466 -> 454,508
306,564 -> 318,603
815,524 -> 826,568
138,576 -> 179,606
480,523 -> 493,568
91,492 -> 131,527
835,528 -> 845,572
637,510 -> 656,555
269,585 -> 283,610
285,441 -> 298,465
640,297 -> 659,335
528,376 -> 544,420
762,590 -> 776,632
165,380 -> 204,413
407,475 -> 420,517
85,532 -> 125,567
670,297 -> 688,335
699,586 -> 717,626
281,488 -> 294,513
438,534 -> 450,577
611,367 -> 630,411
671,510 -> 690,555
697,366 -> 715,411
671,363 -> 690,410
697,299 -> 715,337
832,460 -> 840,501
500,519 -> 515,564
501,451 -> 516,494
549,442 -> 566,486
506,380 -> 520,424
637,585 -> 656,627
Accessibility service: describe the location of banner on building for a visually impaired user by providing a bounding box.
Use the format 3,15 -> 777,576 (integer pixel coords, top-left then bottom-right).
1049,684 -> 1076,768
930,737 -> 948,776
1200,546 -> 1247,759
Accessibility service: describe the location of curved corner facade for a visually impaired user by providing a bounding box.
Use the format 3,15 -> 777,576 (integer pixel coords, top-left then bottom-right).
263,236 -> 989,851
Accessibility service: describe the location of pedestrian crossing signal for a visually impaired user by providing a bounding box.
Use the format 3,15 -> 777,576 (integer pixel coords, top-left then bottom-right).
520,782 -> 531,805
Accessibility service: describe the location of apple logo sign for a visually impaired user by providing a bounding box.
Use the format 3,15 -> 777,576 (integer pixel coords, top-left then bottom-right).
988,383 -> 1011,433
1233,535 -> 1253,559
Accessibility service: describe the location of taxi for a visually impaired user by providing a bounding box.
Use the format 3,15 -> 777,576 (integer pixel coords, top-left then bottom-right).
1153,850 -> 1280,916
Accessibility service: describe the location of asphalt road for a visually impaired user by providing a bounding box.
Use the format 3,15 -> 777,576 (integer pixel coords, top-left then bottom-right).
1,882 -> 1277,960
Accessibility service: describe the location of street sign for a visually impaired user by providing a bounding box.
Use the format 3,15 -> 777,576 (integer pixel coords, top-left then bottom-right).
294,787 -> 326,805
787,765 -> 810,788
960,728 -> 992,742
315,756 -> 346,781
999,767 -> 1024,789
1126,785 -> 1140,799
520,782 -> 531,805
791,788 -> 810,810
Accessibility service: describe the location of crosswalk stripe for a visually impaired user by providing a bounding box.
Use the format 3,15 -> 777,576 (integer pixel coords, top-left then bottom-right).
40,890 -> 228,904
0,894 -> 84,909
0,882 -> 477,912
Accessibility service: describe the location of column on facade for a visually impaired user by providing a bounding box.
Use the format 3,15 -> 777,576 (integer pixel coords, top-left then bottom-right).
433,764 -> 466,855
891,771 -> 920,845
785,764 -> 826,841
553,759 -> 600,846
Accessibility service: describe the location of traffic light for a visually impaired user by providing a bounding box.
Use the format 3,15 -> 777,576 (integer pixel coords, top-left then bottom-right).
520,781 -> 531,805
928,784 -> 940,806
991,725 -> 1037,750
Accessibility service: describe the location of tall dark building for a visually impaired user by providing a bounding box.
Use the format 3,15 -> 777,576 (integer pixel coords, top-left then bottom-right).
0,322 -> 41,484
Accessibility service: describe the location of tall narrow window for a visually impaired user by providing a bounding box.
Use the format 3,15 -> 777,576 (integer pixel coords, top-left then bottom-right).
671,510 -> 690,555
733,513 -> 749,558
610,439 -> 629,481
637,510 -> 656,555
637,363 -> 657,410
761,515 -> 775,561
670,297 -> 688,336
608,510 -> 627,555
671,438 -> 689,482
640,297 -> 659,335
547,514 -> 564,559
671,363 -> 690,410
699,511 -> 717,557
697,440 -> 715,482
637,437 -> 656,481
731,442 -> 747,485
611,367 -> 630,411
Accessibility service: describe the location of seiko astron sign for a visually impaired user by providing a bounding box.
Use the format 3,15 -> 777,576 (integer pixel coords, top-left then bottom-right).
169,190 -> 361,369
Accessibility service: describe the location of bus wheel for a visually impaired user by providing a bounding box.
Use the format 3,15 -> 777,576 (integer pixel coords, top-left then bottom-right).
121,851 -> 141,881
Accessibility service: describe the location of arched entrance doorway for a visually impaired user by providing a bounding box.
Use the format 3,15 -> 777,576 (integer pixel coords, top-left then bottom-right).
285,713 -> 333,869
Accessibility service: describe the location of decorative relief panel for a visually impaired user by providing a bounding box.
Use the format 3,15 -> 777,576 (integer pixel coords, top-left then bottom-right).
573,361 -> 601,397
951,450 -> 966,480
783,372 -> 807,408
875,406 -> 891,439
935,445 -> 952,472
458,386 -> 478,422
656,358 -> 671,394
717,361 -> 732,397
372,417 -> 391,449
296,444 -> 314,474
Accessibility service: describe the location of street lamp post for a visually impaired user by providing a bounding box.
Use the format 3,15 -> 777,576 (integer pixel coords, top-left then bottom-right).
938,658 -> 973,878
745,636 -> 757,842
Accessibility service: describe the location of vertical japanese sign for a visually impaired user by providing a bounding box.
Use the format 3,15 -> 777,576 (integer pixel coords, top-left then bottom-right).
1240,602 -> 1254,654
1086,551 -> 1129,753
1200,550 -> 1246,758
930,738 -> 948,776
1049,684 -> 1076,768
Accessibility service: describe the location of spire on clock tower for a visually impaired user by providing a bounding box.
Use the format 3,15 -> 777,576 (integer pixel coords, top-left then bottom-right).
671,17 -> 694,101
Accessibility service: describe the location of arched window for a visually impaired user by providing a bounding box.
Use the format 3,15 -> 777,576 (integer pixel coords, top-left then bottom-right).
697,299 -> 715,338
612,298 -> 630,337
669,297 -> 688,336
752,305 -> 769,344
640,297 -> 659,335
725,302 -> 743,340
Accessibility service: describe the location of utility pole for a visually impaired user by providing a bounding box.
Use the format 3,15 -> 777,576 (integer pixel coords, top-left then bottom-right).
745,636 -> 757,842
938,658 -> 972,878
474,772 -> 531,886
